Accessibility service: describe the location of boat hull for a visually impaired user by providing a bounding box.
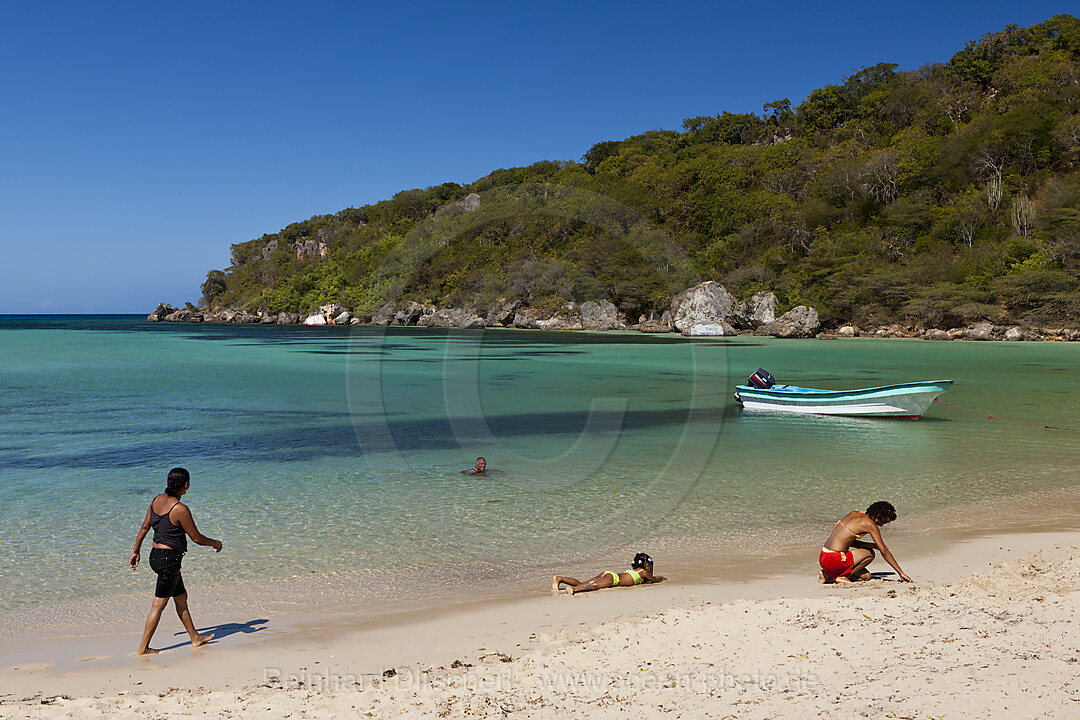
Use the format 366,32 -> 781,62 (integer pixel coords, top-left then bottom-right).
733,381 -> 953,418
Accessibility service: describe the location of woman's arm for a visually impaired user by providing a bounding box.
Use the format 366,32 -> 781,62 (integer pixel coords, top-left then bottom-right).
130,504 -> 153,569
174,505 -> 223,552
866,524 -> 910,582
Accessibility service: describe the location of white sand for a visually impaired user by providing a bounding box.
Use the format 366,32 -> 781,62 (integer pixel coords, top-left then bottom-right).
2,531 -> 1079,718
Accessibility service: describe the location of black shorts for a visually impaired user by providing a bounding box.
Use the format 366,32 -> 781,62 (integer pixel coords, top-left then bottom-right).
149,547 -> 187,598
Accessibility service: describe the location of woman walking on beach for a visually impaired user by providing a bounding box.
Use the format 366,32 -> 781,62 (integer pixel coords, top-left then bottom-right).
819,501 -> 911,583
553,553 -> 666,595
130,467 -> 223,655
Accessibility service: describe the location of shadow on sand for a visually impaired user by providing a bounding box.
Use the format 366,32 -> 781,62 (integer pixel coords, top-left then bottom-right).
161,618 -> 269,651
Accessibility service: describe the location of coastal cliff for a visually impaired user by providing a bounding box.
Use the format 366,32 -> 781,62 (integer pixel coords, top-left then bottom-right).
175,16 -> 1080,332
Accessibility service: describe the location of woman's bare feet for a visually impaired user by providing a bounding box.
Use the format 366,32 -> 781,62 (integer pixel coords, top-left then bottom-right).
818,569 -> 834,584
136,647 -> 161,656
566,585 -> 576,596
192,633 -> 214,648
552,576 -> 561,592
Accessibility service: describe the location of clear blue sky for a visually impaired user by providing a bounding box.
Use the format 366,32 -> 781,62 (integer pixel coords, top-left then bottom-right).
0,1 -> 1072,313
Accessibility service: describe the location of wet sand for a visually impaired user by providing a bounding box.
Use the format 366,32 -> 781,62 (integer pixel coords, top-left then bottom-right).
3,526 -> 1079,718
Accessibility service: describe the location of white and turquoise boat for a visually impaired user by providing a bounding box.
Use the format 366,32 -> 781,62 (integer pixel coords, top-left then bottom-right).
733,380 -> 954,418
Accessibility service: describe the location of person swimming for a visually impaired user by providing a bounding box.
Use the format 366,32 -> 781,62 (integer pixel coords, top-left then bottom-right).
552,553 -> 666,595
462,457 -> 486,475
819,501 -> 911,584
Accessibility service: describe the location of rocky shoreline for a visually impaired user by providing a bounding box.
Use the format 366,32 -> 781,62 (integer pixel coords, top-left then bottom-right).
149,280 -> 1079,342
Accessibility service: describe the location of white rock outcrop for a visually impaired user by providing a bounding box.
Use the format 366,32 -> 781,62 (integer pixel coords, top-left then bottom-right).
671,281 -> 734,332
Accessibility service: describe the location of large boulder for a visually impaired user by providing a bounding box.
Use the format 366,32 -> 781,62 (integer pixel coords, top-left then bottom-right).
731,292 -> 777,329
259,313 -> 277,324
962,322 -> 996,341
579,300 -> 625,331
671,281 -> 734,332
1004,326 -> 1026,342
147,303 -> 177,322
486,300 -> 521,327
238,311 -> 260,324
332,311 -> 352,325
319,303 -> 347,320
458,314 -> 486,330
393,302 -> 425,326
513,307 -> 552,329
371,302 -> 396,326
303,313 -> 327,326
164,308 -> 203,323
536,303 -> 582,331
837,325 -> 857,337
924,328 -> 950,341
417,308 -> 486,329
635,319 -> 673,333
754,306 -> 820,338
276,312 -> 300,325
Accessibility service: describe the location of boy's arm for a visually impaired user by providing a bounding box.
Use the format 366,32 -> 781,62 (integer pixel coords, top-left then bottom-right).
867,525 -> 910,582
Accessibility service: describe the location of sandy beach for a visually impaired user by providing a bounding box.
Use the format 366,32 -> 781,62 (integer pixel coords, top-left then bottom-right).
3,528 -> 1078,719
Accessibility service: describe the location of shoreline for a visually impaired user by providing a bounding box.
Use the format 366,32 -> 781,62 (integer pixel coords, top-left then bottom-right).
5,482 -> 1080,646
4,482 -> 1080,700
4,527 -> 1079,716
154,313 -> 1080,343
144,298 -> 1080,344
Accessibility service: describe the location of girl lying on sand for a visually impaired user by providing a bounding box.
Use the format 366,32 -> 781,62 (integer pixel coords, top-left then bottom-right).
819,501 -> 911,583
553,553 -> 666,595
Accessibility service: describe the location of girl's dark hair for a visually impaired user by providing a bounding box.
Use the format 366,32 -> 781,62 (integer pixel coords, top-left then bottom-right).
632,552 -> 652,569
165,467 -> 190,498
866,501 -> 897,524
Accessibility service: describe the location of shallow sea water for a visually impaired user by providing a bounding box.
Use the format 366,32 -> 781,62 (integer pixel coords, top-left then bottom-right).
1,316 -> 1078,615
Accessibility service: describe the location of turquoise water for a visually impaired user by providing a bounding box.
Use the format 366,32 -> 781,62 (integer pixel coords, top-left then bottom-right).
1,316 -> 1079,613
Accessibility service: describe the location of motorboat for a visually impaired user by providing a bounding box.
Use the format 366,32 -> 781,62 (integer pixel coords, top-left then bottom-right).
734,372 -> 953,418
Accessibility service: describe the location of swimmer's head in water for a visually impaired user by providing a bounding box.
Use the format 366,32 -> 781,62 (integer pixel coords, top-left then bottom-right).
475,457 -> 486,471
866,501 -> 897,525
632,552 -> 652,570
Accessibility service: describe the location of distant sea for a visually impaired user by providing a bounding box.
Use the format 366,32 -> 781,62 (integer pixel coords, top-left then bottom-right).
1,315 -> 1079,616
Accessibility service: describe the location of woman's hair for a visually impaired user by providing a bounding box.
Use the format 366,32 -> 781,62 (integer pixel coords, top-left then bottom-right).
866,501 -> 897,524
165,467 -> 190,498
632,552 -> 652,569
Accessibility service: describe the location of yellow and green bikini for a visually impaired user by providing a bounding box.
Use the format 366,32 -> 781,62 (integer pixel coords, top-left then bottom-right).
604,568 -> 645,587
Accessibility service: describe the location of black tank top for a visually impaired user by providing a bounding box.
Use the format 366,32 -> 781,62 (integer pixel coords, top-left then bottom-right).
150,497 -> 187,552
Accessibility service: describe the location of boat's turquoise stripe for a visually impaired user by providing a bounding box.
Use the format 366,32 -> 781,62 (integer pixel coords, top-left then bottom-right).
734,380 -> 952,403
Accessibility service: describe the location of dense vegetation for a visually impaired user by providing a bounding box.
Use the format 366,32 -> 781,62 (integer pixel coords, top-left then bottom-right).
203,15 -> 1080,328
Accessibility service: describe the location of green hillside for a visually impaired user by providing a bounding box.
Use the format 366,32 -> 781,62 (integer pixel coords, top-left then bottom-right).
201,15 -> 1080,328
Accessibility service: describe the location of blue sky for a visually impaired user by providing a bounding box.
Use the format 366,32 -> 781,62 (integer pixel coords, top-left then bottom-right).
1,1 -> 1073,313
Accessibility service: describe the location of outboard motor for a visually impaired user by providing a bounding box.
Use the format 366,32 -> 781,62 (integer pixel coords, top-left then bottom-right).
747,368 -> 775,389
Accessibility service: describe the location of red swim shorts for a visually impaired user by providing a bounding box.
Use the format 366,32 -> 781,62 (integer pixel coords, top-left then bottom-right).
819,548 -> 854,579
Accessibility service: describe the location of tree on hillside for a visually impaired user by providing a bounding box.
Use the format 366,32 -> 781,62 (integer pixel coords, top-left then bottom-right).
200,270 -> 227,308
